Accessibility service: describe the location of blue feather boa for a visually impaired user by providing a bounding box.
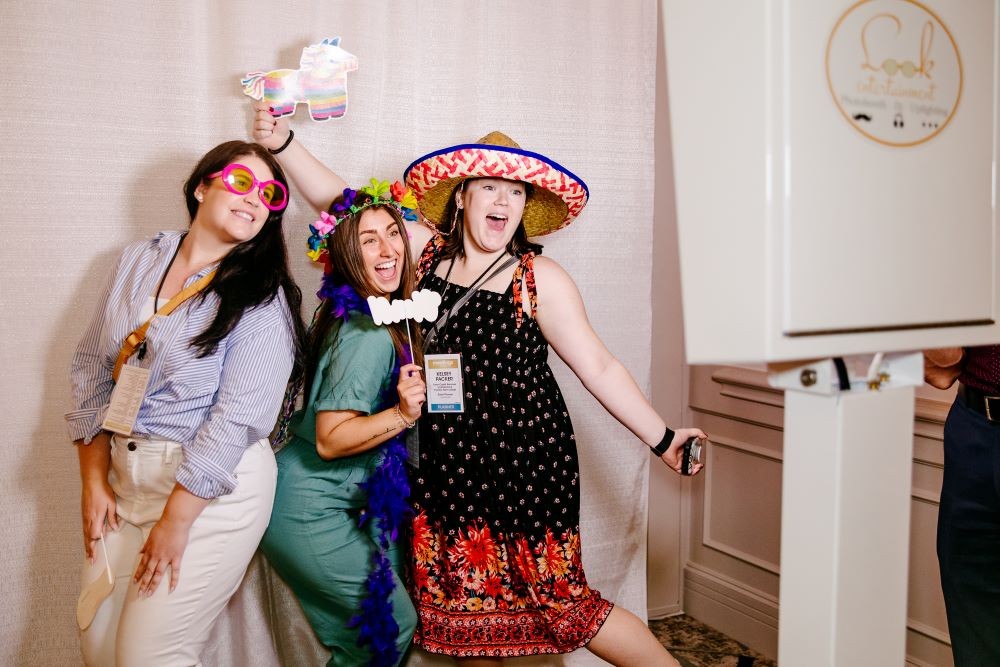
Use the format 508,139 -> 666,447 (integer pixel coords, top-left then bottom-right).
318,276 -> 371,320
349,435 -> 411,666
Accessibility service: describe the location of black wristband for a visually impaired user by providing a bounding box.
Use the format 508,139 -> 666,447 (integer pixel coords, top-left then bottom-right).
651,427 -> 675,456
268,129 -> 294,155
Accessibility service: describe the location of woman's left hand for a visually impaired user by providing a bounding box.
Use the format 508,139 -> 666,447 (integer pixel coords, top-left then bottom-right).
658,427 -> 707,476
396,362 -> 427,424
134,516 -> 192,597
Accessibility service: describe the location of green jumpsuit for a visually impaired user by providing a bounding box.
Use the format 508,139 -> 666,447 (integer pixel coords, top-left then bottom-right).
261,316 -> 416,665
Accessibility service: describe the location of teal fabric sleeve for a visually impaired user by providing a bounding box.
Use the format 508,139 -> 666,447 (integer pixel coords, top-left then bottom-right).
314,318 -> 396,415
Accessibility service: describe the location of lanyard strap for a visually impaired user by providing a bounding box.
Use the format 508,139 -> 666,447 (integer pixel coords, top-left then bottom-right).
111,270 -> 217,382
424,254 -> 520,353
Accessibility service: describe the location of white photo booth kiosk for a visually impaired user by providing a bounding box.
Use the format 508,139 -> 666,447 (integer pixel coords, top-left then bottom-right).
662,1 -> 1000,664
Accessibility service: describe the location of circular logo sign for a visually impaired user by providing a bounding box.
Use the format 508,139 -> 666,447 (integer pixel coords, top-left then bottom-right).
826,0 -> 962,147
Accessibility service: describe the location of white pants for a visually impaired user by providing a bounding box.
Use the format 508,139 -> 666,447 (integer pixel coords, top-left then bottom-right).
79,435 -> 276,667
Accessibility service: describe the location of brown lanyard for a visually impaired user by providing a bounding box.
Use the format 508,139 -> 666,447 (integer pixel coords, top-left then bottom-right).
111,270 -> 216,382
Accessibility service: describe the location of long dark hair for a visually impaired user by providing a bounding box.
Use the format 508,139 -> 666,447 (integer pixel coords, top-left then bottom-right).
304,192 -> 422,399
181,141 -> 305,381
439,179 -> 543,260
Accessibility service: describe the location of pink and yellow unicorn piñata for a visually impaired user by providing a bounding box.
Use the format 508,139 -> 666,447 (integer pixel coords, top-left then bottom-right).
242,38 -> 358,122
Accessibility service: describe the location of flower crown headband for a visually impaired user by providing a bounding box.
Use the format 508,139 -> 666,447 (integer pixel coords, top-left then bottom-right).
307,178 -> 418,265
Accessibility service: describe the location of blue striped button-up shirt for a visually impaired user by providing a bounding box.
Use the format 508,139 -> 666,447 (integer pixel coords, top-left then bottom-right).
66,231 -> 296,499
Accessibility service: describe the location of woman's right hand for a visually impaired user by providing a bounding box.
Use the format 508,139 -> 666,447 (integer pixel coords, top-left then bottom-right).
397,363 -> 426,424
81,478 -> 119,563
252,101 -> 290,152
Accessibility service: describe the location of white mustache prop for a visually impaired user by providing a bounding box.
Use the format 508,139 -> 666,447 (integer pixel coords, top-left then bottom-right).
367,289 -> 443,354
367,289 -> 442,326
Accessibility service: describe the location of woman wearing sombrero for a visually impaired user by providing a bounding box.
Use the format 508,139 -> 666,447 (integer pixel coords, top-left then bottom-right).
254,106 -> 704,666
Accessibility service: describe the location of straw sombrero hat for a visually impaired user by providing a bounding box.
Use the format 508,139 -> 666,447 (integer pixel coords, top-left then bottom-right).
403,131 -> 589,237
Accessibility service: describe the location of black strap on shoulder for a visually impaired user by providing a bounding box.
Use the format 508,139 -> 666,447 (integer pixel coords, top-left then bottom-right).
423,255 -> 520,353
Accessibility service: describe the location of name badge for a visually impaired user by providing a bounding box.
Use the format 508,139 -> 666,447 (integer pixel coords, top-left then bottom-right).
101,364 -> 151,435
425,353 -> 464,413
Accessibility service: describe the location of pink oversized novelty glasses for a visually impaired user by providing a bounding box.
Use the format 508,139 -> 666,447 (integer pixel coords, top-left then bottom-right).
206,163 -> 289,211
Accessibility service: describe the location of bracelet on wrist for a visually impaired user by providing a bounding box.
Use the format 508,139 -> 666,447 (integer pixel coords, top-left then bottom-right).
268,129 -> 294,155
650,427 -> 675,457
394,404 -> 416,429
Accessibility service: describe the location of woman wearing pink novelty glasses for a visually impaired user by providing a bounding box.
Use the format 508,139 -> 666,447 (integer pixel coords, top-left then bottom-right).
67,140 -> 305,666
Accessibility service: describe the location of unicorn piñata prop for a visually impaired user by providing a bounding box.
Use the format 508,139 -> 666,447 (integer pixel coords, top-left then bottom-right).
241,38 -> 358,122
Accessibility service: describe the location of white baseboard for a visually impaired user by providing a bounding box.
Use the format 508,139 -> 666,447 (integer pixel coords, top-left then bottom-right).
647,603 -> 683,620
681,562 -> 955,666
681,562 -> 779,659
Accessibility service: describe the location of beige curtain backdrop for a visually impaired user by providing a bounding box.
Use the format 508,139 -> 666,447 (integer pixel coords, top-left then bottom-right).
1,1 -> 657,664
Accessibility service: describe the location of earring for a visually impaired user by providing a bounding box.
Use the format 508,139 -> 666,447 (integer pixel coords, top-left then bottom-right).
195,193 -> 203,202
443,205 -> 460,236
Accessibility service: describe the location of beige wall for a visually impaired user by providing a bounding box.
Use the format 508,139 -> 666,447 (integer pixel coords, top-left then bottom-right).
647,0 -> 687,618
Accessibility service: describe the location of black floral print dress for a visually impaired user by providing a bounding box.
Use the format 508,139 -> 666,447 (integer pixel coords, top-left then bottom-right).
409,235 -> 613,657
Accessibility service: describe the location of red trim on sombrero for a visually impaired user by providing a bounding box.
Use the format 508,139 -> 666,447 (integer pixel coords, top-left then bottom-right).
406,142 -> 588,192
407,150 -> 586,222
467,153 -> 485,171
523,164 -> 547,178
404,140 -> 589,231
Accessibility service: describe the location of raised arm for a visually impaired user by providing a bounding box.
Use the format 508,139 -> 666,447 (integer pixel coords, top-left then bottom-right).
533,257 -> 704,474
252,102 -> 348,212
251,102 -> 434,259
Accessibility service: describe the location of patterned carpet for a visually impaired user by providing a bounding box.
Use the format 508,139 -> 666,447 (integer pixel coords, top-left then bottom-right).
650,615 -> 776,667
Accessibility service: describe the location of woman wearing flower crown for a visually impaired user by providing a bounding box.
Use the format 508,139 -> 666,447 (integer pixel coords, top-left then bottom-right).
254,107 -> 704,666
68,140 -> 304,665
260,181 -> 425,666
